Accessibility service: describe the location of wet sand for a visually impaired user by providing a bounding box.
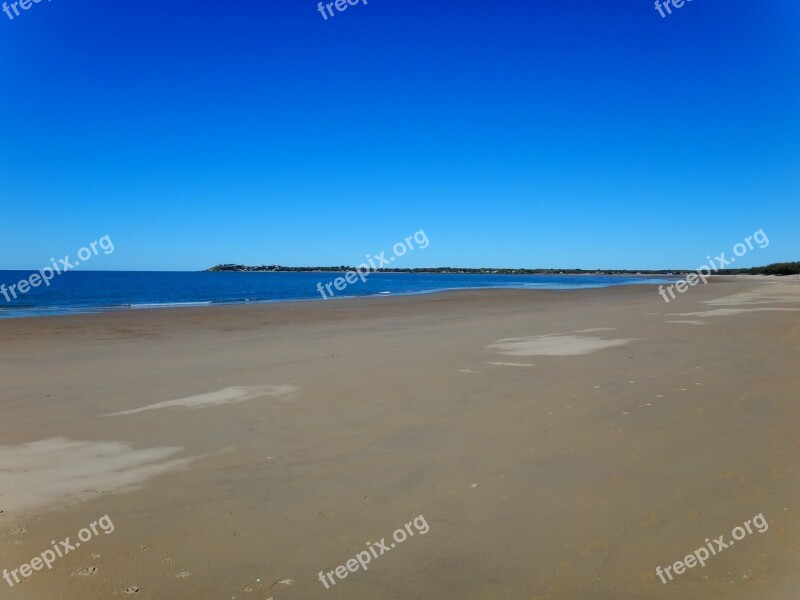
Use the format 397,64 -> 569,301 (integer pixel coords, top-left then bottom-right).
1,277 -> 799,599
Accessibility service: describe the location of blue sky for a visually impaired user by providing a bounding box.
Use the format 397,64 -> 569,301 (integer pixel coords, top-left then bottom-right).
1,0 -> 798,270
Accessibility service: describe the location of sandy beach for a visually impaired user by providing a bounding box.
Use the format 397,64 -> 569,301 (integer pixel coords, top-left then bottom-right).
1,277 -> 799,600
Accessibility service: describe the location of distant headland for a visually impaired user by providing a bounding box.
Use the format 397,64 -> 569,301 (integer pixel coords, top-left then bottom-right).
205,262 -> 800,276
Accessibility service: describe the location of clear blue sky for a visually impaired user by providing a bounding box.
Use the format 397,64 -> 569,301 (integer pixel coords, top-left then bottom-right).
1,0 -> 798,270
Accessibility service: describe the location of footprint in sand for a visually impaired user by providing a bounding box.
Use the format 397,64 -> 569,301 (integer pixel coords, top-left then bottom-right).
70,566 -> 98,577
123,586 -> 141,595
176,571 -> 190,579
239,577 -> 268,593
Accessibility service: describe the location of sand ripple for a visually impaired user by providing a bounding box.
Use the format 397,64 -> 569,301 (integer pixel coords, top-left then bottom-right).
0,438 -> 193,516
106,385 -> 298,417
488,335 -> 633,356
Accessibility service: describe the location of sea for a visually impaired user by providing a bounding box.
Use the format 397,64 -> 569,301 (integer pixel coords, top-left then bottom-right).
0,271 -> 674,319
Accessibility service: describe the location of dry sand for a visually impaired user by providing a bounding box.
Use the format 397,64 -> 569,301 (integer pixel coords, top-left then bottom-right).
1,277 -> 799,599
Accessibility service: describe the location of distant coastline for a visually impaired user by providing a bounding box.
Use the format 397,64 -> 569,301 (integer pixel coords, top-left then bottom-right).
205,262 -> 800,276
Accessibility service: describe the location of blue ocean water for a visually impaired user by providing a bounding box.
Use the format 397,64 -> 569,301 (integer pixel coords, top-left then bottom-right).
0,271 -> 674,319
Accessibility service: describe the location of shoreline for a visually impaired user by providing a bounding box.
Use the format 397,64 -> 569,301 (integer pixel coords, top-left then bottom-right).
0,275 -> 682,321
2,274 -> 787,323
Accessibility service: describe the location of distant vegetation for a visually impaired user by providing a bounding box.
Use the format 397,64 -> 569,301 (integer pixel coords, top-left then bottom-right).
731,262 -> 800,276
206,262 -> 800,276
